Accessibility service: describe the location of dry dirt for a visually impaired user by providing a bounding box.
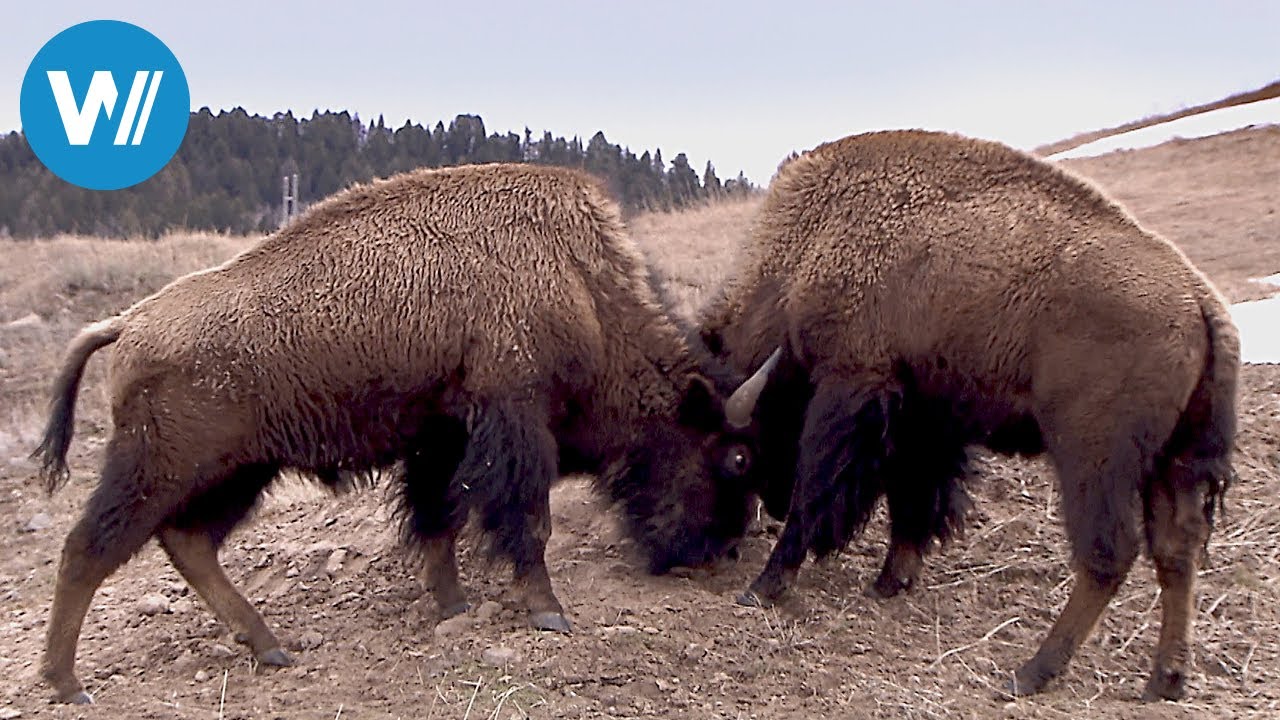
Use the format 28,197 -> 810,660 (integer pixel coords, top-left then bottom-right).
1,127 -> 1278,719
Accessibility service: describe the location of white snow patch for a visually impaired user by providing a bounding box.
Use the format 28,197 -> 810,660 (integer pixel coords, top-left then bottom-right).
1251,272 -> 1280,288
1230,295 -> 1280,364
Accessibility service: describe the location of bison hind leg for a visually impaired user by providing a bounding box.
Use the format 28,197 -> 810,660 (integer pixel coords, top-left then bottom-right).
1141,447 -> 1228,700
161,462 -> 289,664
1010,421 -> 1147,696
870,400 -> 973,599
398,415 -> 471,618
43,437 -> 182,703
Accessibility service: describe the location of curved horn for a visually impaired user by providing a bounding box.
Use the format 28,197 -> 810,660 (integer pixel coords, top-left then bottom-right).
724,347 -> 782,429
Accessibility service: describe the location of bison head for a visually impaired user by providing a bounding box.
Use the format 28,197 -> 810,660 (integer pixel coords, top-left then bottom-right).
696,340 -> 811,524
612,352 -> 782,574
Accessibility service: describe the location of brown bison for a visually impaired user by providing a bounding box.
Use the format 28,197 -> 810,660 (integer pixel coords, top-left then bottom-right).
700,130 -> 1239,700
32,163 -> 775,703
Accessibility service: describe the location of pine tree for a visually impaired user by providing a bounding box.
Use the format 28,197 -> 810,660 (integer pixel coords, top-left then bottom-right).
703,161 -> 722,196
0,109 -> 754,237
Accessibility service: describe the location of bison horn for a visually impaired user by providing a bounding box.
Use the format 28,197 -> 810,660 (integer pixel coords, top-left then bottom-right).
725,347 -> 782,429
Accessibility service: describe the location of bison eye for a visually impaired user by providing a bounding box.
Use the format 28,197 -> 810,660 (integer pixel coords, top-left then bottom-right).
722,445 -> 751,477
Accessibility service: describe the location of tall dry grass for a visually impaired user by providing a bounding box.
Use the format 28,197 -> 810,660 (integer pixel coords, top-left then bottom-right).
628,195 -> 763,323
0,232 -> 256,323
0,233 -> 254,465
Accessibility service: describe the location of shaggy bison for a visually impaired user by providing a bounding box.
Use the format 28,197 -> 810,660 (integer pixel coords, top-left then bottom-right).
700,130 -> 1239,700
33,163 -> 774,703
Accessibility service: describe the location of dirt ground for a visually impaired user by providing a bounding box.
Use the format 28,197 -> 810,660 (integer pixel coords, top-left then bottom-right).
1,126 -> 1278,719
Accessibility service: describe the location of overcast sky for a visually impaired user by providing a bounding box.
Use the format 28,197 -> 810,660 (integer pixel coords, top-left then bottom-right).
4,1 -> 1277,184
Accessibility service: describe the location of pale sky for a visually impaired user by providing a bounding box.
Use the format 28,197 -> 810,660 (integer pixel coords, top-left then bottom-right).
4,1 -> 1277,184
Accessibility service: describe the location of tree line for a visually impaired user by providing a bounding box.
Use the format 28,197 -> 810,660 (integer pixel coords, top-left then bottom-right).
0,108 -> 756,238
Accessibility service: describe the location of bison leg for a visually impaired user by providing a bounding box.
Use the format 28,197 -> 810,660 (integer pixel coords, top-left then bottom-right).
159,462 -> 289,665
741,379 -> 893,607
42,441 -> 173,704
1009,567 -> 1128,696
455,399 -> 568,632
868,536 -> 925,599
738,511 -> 807,607
1009,429 -> 1142,696
158,527 -> 291,666
871,409 -> 972,599
419,532 -> 468,618
1142,463 -> 1214,701
401,416 -> 471,618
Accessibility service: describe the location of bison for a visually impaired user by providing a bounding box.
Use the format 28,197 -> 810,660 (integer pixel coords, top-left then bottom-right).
32,163 -> 775,703
699,130 -> 1239,700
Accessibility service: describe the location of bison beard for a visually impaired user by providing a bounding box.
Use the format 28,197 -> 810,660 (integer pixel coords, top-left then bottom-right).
739,361 -> 975,604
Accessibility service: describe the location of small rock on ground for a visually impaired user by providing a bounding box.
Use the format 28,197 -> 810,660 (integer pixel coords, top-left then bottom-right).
137,594 -> 170,616
433,614 -> 471,638
208,643 -> 235,659
481,646 -> 518,667
22,513 -> 52,533
297,630 -> 324,650
5,313 -> 42,329
475,600 -> 503,621
324,548 -> 347,577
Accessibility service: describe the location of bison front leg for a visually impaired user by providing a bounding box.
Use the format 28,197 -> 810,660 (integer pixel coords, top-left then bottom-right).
740,378 -> 893,607
457,398 -> 570,632
871,414 -> 972,599
419,532 -> 468,618
401,416 -> 472,618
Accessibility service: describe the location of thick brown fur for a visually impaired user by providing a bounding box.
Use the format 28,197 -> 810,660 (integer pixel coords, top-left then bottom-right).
702,130 -> 1239,700
32,163 -> 756,703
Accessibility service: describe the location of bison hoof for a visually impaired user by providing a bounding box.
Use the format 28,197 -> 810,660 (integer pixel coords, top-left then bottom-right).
1004,665 -> 1052,697
257,647 -> 295,667
440,601 -> 471,619
735,589 -> 774,608
866,575 -> 910,599
53,689 -> 93,705
1142,668 -> 1186,702
529,612 -> 572,633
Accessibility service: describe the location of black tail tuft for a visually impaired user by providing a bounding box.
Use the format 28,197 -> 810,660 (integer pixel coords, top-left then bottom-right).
31,317 -> 123,494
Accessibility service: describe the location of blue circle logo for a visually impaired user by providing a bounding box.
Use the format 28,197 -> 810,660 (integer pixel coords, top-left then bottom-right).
20,20 -> 190,191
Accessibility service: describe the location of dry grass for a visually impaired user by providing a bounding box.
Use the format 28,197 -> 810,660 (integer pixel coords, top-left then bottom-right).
0,232 -> 252,466
628,195 -> 763,323
0,232 -> 255,323
1060,126 -> 1280,303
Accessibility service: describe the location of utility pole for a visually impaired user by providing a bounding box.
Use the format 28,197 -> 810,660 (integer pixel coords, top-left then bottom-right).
281,173 -> 300,227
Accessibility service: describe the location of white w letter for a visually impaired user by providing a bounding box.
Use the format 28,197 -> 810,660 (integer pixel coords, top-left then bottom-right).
46,70 -> 119,146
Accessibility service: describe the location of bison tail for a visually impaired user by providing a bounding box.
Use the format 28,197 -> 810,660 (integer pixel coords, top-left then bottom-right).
1174,296 -> 1242,530
31,316 -> 125,494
